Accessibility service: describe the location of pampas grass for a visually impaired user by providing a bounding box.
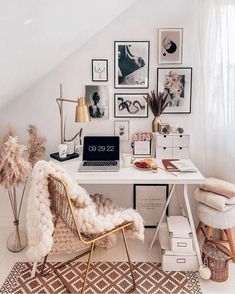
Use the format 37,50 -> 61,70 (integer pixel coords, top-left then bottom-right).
28,125 -> 46,167
144,90 -> 170,117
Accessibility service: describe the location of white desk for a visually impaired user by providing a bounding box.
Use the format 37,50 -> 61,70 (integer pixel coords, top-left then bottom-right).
52,158 -> 205,269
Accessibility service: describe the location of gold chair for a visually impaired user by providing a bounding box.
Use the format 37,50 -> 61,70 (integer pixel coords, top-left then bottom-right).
40,174 -> 136,293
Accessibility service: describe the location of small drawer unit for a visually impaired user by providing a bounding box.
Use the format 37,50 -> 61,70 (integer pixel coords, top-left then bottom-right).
153,133 -> 190,159
158,223 -> 198,272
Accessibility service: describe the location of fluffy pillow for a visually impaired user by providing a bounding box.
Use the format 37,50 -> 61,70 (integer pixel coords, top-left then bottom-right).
200,177 -> 235,198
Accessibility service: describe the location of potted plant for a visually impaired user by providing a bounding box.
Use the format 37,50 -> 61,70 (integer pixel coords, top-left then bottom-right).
144,91 -> 170,132
0,125 -> 46,252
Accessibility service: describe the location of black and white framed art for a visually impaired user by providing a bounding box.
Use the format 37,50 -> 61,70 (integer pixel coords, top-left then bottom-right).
114,93 -> 148,118
157,67 -> 192,114
133,184 -> 168,228
158,28 -> 183,64
85,85 -> 109,119
114,41 -> 150,88
92,59 -> 108,82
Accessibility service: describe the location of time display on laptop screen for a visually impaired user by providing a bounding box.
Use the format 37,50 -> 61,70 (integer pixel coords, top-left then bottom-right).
83,136 -> 120,161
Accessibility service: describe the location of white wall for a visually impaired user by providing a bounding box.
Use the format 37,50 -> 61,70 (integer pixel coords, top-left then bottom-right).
0,0 -> 198,228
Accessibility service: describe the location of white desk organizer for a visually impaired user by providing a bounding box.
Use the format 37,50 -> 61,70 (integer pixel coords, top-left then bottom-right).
167,216 -> 193,253
152,133 -> 190,159
158,219 -> 198,272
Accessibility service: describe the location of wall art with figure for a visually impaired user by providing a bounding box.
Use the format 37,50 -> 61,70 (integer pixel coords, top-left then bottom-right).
114,41 -> 149,88
157,67 -> 192,114
85,85 -> 109,119
114,93 -> 148,118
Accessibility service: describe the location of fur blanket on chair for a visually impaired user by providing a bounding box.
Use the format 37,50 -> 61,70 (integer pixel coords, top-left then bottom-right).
26,160 -> 144,261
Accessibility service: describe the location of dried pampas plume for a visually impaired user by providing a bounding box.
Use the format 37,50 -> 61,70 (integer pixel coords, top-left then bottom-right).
0,136 -> 31,189
28,124 -> 46,167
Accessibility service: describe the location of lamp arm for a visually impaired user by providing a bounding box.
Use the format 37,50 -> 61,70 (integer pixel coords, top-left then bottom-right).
56,98 -> 78,104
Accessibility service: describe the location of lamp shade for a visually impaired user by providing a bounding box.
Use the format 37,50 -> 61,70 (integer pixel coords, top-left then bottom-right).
75,97 -> 90,123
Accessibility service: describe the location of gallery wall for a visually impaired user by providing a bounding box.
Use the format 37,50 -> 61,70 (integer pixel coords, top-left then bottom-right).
0,0 -> 197,227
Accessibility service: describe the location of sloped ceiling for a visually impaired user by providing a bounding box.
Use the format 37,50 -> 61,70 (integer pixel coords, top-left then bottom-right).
0,0 -> 137,108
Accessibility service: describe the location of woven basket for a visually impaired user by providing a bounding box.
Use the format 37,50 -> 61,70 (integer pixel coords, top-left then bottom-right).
201,226 -> 231,282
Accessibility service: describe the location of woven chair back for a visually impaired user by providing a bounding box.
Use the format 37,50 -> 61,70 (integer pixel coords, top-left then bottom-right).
48,174 -> 80,238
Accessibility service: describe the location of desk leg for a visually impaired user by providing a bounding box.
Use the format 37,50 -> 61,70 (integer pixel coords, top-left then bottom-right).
149,184 -> 176,250
183,184 -> 203,267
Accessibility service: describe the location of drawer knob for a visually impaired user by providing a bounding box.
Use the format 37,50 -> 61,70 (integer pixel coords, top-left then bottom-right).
163,147 -> 166,150
179,147 -> 182,150
164,135 -> 167,138
180,135 -> 183,138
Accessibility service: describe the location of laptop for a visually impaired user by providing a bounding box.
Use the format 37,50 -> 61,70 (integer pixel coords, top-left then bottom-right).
79,136 -> 120,172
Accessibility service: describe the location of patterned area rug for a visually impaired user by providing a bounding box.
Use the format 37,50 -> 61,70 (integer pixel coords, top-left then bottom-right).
0,262 -> 202,294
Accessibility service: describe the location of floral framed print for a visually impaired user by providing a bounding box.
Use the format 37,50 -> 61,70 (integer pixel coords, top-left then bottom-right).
157,67 -> 192,114
85,85 -> 109,119
92,59 -> 108,82
158,28 -> 183,64
114,120 -> 129,141
114,41 -> 150,89
114,93 -> 148,118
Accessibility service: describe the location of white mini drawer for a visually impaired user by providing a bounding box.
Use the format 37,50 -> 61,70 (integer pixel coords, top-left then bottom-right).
172,147 -> 190,159
156,135 -> 173,147
173,135 -> 190,147
156,147 -> 172,159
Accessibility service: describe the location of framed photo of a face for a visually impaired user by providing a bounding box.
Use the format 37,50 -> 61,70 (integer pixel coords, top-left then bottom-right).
114,93 -> 148,118
85,85 -> 109,119
92,59 -> 108,82
158,28 -> 183,64
114,120 -> 129,141
114,41 -> 150,89
157,67 -> 192,114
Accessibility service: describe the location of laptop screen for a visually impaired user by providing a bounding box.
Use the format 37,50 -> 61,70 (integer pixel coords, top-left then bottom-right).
83,136 -> 120,161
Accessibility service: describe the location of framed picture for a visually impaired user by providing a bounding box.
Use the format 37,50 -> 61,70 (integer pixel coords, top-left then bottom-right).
157,67 -> 192,114
158,28 -> 183,64
114,41 -> 150,88
133,184 -> 168,228
114,93 -> 148,118
114,120 -> 129,141
85,85 -> 109,119
92,59 -> 108,82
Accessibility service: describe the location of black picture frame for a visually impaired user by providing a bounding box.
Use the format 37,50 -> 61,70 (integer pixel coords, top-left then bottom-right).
157,67 -> 192,114
92,59 -> 108,82
114,41 -> 150,89
114,93 -> 148,118
133,184 -> 168,228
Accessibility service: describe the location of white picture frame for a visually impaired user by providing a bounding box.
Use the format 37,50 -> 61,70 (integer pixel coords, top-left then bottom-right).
114,120 -> 129,141
158,28 -> 183,64
85,85 -> 109,119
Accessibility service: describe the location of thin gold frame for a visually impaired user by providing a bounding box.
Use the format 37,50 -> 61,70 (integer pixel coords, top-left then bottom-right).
39,174 -> 136,293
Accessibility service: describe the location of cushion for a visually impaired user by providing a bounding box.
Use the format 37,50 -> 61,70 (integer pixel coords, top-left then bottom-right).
197,202 -> 235,229
200,177 -> 235,198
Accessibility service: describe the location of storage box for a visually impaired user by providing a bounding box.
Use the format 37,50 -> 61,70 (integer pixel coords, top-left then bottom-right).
167,216 -> 193,253
133,141 -> 151,157
158,223 -> 198,272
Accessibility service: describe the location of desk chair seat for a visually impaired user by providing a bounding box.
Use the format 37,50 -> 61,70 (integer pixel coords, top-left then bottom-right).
39,174 -> 136,294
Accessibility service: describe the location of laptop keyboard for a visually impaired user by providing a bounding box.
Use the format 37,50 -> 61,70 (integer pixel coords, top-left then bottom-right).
83,161 -> 117,167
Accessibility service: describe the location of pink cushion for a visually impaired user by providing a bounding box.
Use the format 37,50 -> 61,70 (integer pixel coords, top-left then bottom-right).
200,177 -> 235,198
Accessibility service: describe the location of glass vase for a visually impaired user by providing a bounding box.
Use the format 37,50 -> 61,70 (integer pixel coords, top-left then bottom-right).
6,220 -> 27,252
152,116 -> 161,132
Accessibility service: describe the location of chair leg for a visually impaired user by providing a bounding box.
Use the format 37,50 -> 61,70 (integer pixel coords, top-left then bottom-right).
121,228 -> 136,291
221,230 -> 227,241
196,221 -> 203,239
81,242 -> 95,294
40,254 -> 49,276
225,229 -> 235,262
207,226 -> 214,240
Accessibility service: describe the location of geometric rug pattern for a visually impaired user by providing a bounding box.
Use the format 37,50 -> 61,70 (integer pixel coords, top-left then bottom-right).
0,262 -> 202,294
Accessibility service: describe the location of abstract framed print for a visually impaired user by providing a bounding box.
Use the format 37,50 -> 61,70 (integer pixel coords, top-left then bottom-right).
92,59 -> 108,82
114,120 -> 129,141
158,28 -> 183,64
157,67 -> 192,114
114,41 -> 150,89
114,93 -> 148,118
85,85 -> 109,119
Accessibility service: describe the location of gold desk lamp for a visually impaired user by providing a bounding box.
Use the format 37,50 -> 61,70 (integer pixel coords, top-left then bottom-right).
56,84 -> 90,144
